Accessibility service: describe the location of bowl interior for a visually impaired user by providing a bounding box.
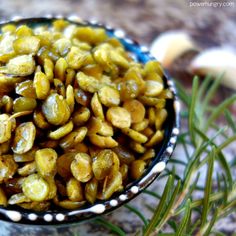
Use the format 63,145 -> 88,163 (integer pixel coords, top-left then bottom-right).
0,16 -> 180,225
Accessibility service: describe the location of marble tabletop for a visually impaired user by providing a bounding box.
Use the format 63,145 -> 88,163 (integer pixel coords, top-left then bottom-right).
0,0 -> 235,235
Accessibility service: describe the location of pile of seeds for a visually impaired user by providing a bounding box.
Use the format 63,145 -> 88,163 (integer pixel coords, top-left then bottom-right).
0,20 -> 172,210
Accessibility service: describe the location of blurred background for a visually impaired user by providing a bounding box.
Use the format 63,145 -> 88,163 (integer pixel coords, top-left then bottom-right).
0,0 -> 235,235
0,0 -> 235,48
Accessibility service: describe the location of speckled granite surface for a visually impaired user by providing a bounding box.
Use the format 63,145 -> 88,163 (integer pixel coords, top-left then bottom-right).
0,0 -> 235,235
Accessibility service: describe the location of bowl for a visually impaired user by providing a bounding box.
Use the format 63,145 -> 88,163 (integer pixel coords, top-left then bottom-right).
0,15 -> 180,225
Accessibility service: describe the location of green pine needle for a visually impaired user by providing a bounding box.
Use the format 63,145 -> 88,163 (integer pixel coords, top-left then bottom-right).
125,204 -> 148,227
94,217 -> 126,236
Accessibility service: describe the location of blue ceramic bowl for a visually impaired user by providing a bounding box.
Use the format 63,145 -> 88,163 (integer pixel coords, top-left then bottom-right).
0,15 -> 180,225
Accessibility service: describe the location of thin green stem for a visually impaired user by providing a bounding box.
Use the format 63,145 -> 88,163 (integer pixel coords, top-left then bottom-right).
95,217 -> 126,236
144,176 -> 174,236
125,204 -> 148,227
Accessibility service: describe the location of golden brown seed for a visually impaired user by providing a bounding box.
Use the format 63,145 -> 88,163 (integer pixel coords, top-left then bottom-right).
53,19 -> 69,31
54,57 -> 68,81
106,107 -> 131,129
42,93 -> 71,125
112,145 -> 135,165
148,107 -> 156,126
65,68 -> 75,86
48,121 -> 74,140
111,152 -> 120,173
144,80 -> 164,97
8,193 -> 31,205
13,147 -> 38,162
13,97 -> 37,113
15,80 -> 36,98
121,128 -> 148,143
53,78 -> 66,97
110,50 -> 129,68
6,55 -> 35,76
0,155 -> 18,182
73,39 -> 92,51
66,178 -> 84,202
130,141 -> 146,154
17,162 -> 36,176
118,80 -> 140,101
91,92 -> 105,120
145,130 -> 164,147
35,148 -> 58,177
140,149 -> 156,161
89,134 -> 118,148
45,176 -> 57,200
120,164 -> 128,180
123,99 -> 145,124
102,172 -> 122,200
72,107 -> 90,126
138,96 -> 162,106
132,119 -> 149,132
92,149 -> 114,180
12,122 -> 36,154
145,72 -> 163,83
1,24 -> 16,34
82,64 -> 103,78
141,126 -> 154,138
66,85 -> 75,112
74,88 -> 91,106
144,60 -> 163,77
66,46 -> 91,70
54,38 -> 71,56
155,108 -> 168,130
98,86 -> 120,107
93,44 -> 111,68
71,153 -> 93,183
155,99 -> 166,110
158,89 -> 173,99
1,95 -> 13,113
0,114 -> 12,144
85,177 -> 98,204
15,25 -> 33,37
76,72 -> 101,93
33,109 -> 50,130
0,34 -> 15,63
87,116 -> 102,135
59,127 -> 88,150
22,174 -> 49,202
98,121 -> 114,137
13,36 -> 40,55
57,153 -> 75,179
33,71 -> 50,100
130,160 -> 146,180
56,199 -> 85,210
43,58 -> 54,82
74,27 -> 107,44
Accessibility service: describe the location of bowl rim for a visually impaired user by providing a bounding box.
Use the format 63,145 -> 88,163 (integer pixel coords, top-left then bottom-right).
0,15 -> 180,225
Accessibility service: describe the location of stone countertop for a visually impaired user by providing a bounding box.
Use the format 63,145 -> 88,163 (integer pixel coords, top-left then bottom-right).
0,0 -> 235,235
